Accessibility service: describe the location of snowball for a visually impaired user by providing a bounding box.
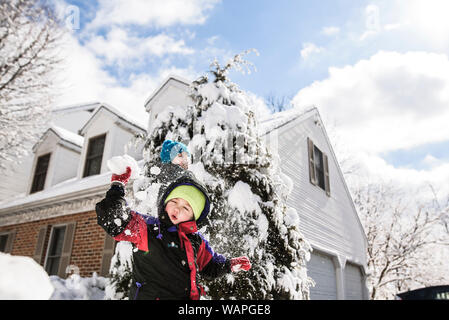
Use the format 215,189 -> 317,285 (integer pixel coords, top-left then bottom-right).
0,252 -> 54,299
149,166 -> 161,175
107,155 -> 140,179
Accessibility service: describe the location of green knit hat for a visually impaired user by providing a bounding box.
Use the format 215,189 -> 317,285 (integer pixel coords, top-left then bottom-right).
164,185 -> 206,221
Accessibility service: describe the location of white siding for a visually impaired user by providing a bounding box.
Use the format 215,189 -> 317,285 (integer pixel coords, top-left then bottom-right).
274,114 -> 367,266
112,126 -> 144,161
146,82 -> 192,131
51,146 -> 80,187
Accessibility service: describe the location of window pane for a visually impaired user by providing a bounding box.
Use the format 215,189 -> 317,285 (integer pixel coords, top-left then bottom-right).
31,154 -> 50,193
89,137 -> 105,156
49,227 -> 65,256
83,135 -> 105,177
89,157 -> 102,175
0,235 -> 8,252
46,257 -> 60,276
314,146 -> 326,190
45,226 -> 66,275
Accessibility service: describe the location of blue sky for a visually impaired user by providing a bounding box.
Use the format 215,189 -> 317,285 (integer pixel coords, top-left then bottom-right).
54,0 -> 449,197
66,0 -> 377,97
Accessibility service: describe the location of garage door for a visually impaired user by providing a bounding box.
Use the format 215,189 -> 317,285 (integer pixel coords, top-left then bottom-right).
344,263 -> 365,300
307,251 -> 338,300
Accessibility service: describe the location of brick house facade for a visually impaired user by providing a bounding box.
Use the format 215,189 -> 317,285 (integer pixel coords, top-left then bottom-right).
0,210 -> 114,278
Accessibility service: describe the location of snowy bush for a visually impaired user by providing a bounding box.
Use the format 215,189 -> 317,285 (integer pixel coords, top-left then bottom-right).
50,273 -> 107,300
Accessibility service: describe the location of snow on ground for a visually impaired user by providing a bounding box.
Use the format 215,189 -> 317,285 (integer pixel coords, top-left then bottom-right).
0,252 -> 108,300
0,252 -> 54,299
49,273 -> 107,300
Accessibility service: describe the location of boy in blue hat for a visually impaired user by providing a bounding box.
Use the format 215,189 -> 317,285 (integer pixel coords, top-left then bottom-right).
160,139 -> 190,170
96,140 -> 251,300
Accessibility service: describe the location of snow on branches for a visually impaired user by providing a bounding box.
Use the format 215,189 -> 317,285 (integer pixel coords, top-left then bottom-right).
0,0 -> 64,171
136,50 -> 313,299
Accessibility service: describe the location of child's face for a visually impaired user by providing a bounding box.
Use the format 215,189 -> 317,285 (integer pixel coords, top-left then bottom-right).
171,152 -> 189,169
165,198 -> 194,225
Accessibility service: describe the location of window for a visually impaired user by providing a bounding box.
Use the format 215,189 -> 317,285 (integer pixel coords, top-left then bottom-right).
83,134 -> 106,177
45,226 -> 66,276
313,146 -> 326,190
307,137 -> 330,196
30,153 -> 51,193
0,234 -> 8,252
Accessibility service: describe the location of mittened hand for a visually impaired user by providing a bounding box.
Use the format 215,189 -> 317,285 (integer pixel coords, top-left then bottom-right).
230,256 -> 251,272
111,166 -> 132,186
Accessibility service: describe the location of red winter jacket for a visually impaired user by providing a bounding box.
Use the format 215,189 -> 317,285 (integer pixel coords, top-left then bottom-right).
96,177 -> 231,300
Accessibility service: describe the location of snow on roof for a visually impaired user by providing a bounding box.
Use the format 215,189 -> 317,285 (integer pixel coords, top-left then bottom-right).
0,172 -> 110,212
79,103 -> 147,135
0,159 -> 145,213
50,125 -> 84,147
258,105 -> 316,136
52,101 -> 100,114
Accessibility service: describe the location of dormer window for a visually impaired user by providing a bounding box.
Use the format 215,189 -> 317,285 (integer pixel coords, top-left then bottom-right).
30,153 -> 51,193
83,134 -> 106,177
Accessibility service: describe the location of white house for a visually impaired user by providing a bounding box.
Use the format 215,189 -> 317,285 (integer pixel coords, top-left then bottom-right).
260,107 -> 369,300
0,75 -> 368,299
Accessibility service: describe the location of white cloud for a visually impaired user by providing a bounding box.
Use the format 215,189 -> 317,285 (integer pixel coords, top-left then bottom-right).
85,28 -> 194,68
396,0 -> 449,47
421,154 -> 443,168
300,42 -> 324,60
292,51 -> 449,196
384,23 -> 402,31
87,0 -> 220,29
345,152 -> 449,204
53,34 -> 196,121
321,26 -> 340,36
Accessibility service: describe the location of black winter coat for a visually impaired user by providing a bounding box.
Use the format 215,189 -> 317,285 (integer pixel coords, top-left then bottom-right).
95,167 -> 231,300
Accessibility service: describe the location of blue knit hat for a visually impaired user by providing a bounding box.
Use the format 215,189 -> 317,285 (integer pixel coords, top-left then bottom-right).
160,140 -> 190,163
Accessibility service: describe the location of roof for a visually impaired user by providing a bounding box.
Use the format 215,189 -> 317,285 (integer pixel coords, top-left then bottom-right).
0,158 -> 145,222
52,101 -> 100,114
79,102 -> 147,135
32,125 -> 84,153
50,125 -> 84,147
258,105 -> 316,136
0,172 -> 110,212
144,74 -> 191,111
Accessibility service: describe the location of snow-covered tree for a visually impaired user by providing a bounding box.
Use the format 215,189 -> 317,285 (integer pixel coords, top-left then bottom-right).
135,50 -> 313,299
0,0 -> 63,171
353,182 -> 449,299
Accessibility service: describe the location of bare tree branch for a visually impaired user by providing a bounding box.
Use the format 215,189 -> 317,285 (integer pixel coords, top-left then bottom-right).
0,0 -> 65,171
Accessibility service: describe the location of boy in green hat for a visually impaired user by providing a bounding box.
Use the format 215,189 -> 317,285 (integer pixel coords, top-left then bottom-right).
96,160 -> 251,300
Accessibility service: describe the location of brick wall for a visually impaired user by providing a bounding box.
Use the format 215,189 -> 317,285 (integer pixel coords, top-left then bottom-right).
0,210 -> 110,278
